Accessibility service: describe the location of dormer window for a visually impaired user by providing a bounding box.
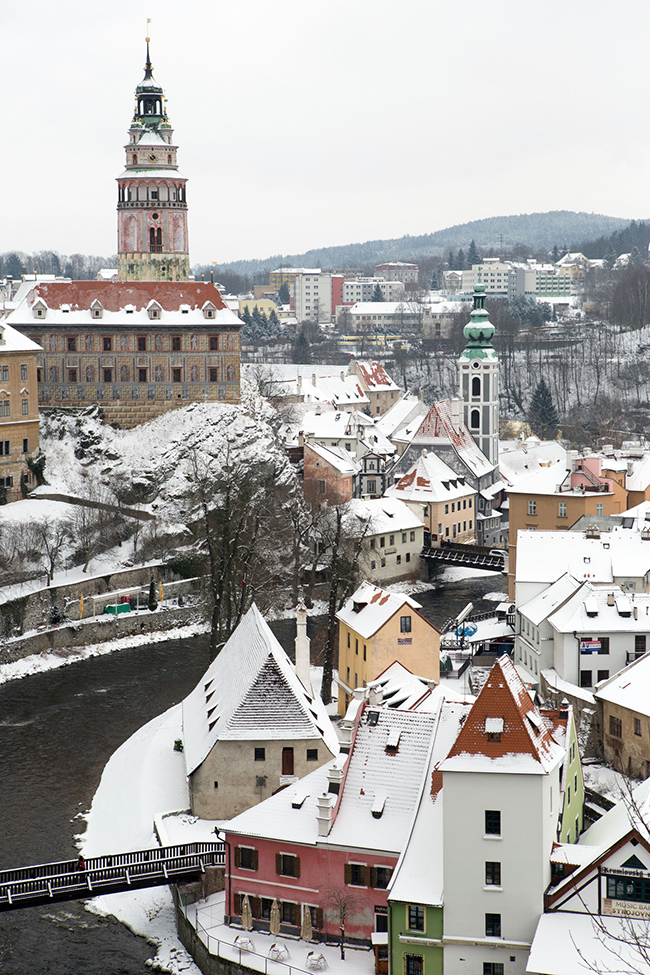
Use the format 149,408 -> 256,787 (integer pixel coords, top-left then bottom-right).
203,303 -> 216,320
485,718 -> 503,741
148,305 -> 161,320
91,302 -> 103,320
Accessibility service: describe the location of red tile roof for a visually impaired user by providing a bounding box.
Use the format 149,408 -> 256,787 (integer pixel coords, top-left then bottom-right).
24,280 -> 228,312
444,655 -> 564,772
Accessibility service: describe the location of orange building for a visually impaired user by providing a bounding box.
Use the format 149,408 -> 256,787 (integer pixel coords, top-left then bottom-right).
507,455 -> 628,598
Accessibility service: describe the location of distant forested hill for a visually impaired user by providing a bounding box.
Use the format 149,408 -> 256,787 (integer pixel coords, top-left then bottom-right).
212,211 -> 634,279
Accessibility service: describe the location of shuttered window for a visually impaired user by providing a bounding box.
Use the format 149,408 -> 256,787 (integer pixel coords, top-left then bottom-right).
276,853 -> 300,877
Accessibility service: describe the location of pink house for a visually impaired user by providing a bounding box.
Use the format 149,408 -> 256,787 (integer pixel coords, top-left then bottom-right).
223,705 -> 440,945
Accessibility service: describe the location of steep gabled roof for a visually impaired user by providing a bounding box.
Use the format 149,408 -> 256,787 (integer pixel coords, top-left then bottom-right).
441,655 -> 565,774
336,582 -> 428,640
411,399 -> 495,479
182,604 -> 338,774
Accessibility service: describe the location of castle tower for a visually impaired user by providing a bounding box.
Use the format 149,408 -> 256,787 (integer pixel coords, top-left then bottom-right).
458,274 -> 499,465
117,40 -> 190,282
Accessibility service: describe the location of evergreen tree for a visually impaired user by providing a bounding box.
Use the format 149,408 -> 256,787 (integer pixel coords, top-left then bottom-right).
269,308 -> 279,327
430,269 -> 439,289
552,244 -> 559,263
629,245 -> 644,267
528,378 -> 559,439
278,281 -> 291,304
604,242 -> 617,270
293,328 -> 312,364
467,240 -> 480,268
447,249 -> 456,270
371,284 -> 384,302
457,248 -> 466,271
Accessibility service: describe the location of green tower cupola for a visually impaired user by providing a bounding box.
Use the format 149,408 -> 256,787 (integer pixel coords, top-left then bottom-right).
462,279 -> 496,360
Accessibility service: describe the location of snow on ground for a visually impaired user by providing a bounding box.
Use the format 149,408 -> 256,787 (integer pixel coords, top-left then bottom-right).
482,589 -> 509,602
0,497 -> 80,526
439,566 -> 501,582
79,704 -> 202,975
0,620 -> 209,686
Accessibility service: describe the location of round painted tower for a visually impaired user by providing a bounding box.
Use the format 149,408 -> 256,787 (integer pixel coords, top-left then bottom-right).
117,41 -> 190,282
458,276 -> 499,466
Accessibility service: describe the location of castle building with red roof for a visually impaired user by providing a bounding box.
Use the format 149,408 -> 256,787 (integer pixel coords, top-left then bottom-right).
5,43 -> 242,427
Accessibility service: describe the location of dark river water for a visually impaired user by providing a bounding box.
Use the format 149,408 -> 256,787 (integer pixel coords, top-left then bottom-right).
0,570 -> 504,973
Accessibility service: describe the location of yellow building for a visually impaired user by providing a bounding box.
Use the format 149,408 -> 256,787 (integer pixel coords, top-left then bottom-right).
0,321 -> 41,501
336,581 -> 440,714
237,298 -> 278,319
507,458 -> 628,598
269,267 -> 320,291
386,449 -> 476,544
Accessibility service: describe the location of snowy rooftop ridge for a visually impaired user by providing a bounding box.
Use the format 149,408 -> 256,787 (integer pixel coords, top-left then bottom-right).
181,605 -> 338,775
337,582 -> 427,640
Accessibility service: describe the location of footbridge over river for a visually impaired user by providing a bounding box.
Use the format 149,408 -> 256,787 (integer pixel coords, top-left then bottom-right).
0,841 -> 224,912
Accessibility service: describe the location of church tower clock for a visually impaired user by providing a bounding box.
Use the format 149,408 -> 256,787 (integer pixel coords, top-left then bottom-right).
117,40 -> 190,282
458,275 -> 499,466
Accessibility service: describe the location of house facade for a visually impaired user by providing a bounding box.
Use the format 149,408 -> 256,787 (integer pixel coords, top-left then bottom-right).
0,321 -> 41,501
336,582 -> 440,714
386,449 -> 476,544
181,604 -> 338,820
594,652 -> 650,777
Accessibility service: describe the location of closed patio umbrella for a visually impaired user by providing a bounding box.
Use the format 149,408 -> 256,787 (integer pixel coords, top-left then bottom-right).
301,904 -> 313,942
241,894 -> 253,932
270,898 -> 281,936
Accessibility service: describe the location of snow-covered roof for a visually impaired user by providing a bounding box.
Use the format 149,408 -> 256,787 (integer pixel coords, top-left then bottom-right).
0,321 -> 41,353
343,497 -> 425,537
410,399 -> 495,479
518,573 -> 582,626
226,706 -> 441,854
441,655 -> 566,775
513,530 -> 650,586
6,281 -> 241,329
594,651 -> 650,714
337,583 -> 426,640
386,450 -> 472,505
375,396 -> 427,442
527,912 -> 650,975
506,464 -> 570,495
548,584 -> 650,636
353,360 -> 401,393
498,440 -> 566,485
299,410 -> 356,441
182,605 -> 338,775
135,129 -> 172,147
304,441 -> 360,476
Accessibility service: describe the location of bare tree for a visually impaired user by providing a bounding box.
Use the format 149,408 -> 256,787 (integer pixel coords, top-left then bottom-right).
30,519 -> 73,585
322,885 -> 362,959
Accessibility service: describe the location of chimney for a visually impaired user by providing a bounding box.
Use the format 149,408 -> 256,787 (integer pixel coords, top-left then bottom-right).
294,600 -> 312,693
450,398 -> 462,430
317,793 -> 336,836
327,765 -> 344,795
368,683 -> 383,706
312,373 -> 317,387
297,374 -> 302,394
340,371 -> 345,382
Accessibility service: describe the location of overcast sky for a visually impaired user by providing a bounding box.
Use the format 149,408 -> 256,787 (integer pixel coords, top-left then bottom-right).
3,1 -> 649,267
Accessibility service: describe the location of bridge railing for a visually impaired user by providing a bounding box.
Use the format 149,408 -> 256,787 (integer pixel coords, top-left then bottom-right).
0,842 -> 224,907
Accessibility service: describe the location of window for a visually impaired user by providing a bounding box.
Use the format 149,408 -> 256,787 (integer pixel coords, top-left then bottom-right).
408,905 -> 424,931
281,901 -> 297,924
609,716 -> 622,738
471,409 -> 479,429
137,336 -> 147,351
528,500 -> 537,515
380,537 -> 385,548
389,534 -> 394,546
445,504 -> 449,514
0,440 -> 10,455
22,438 -> 28,453
558,502 -> 567,518
254,747 -> 265,761
67,336 -> 77,352
20,364 -> 27,381
172,368 -> 182,383
367,479 -> 377,494
597,502 -> 604,516
485,810 -> 501,835
67,370 -> 77,384
485,913 -> 501,937
317,479 -> 326,495
236,846 -> 258,870
597,670 -> 609,682
276,853 -> 300,877
636,635 -> 646,654
138,369 -> 147,383
282,747 -> 294,775
452,502 -> 455,513
346,863 -> 367,886
374,866 -> 392,889
306,748 -> 318,761
355,639 -> 358,655
635,718 -> 642,737
410,531 -> 415,541
209,335 -> 219,350
400,616 -> 412,633
209,368 -> 218,382
483,965 -> 504,975
599,637 -> 610,654
485,861 -> 501,885
1,366 -> 8,381
172,335 -> 181,351
580,670 -> 592,688
103,336 -> 112,351
405,956 -> 423,975
103,368 -> 113,383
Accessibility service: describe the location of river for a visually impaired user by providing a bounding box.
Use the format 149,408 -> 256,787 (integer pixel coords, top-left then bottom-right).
0,570 -> 504,973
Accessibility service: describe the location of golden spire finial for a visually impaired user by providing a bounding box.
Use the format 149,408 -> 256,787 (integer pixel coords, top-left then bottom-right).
146,16 -> 151,43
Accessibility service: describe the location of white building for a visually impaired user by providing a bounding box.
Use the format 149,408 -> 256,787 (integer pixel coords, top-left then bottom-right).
291,272 -> 334,324
340,277 -> 404,308
373,261 -> 419,284
441,655 -> 576,975
342,497 -> 424,584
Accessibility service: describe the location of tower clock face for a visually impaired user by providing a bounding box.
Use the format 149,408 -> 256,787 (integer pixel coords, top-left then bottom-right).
148,153 -> 157,162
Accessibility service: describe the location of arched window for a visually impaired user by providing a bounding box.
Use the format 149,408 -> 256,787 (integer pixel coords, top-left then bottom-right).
472,376 -> 481,396
471,409 -> 480,429
167,154 -> 172,165
156,227 -> 162,250
132,153 -> 137,165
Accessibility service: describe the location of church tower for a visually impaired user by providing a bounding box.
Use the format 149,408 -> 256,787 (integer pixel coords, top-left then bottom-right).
117,40 -> 190,282
458,275 -> 499,465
